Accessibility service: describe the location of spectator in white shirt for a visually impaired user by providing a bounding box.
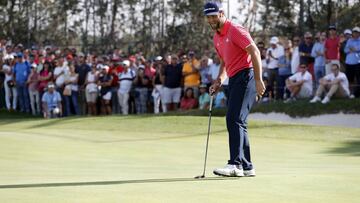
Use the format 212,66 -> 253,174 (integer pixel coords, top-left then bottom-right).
310,63 -> 350,104
266,36 -> 285,99
291,36 -> 301,74
117,60 -> 135,115
285,64 -> 313,102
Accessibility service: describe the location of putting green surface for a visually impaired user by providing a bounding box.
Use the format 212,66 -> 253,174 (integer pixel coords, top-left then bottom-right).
0,115 -> 359,203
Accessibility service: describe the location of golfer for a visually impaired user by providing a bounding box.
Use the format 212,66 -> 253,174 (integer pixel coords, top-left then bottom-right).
205,2 -> 265,177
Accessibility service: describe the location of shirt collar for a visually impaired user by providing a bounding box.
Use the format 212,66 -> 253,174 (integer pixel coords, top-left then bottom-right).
217,20 -> 231,36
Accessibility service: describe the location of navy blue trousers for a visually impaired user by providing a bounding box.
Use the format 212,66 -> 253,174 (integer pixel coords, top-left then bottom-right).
226,68 -> 256,170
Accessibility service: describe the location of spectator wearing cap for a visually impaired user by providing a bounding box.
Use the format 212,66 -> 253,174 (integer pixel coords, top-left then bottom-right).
340,29 -> 353,66
117,60 -> 135,115
13,52 -> 31,113
27,63 -> 40,115
2,55 -> 17,111
84,64 -> 99,116
180,87 -> 198,110
310,63 -> 350,104
266,36 -> 285,99
163,54 -> 183,111
325,25 -> 341,75
98,65 -> 113,115
64,63 -> 79,116
198,83 -> 211,110
42,82 -> 62,118
299,32 -> 315,78
182,51 -> 201,98
311,32 -> 327,88
75,53 -> 91,115
285,63 -> 313,102
344,27 -> 360,97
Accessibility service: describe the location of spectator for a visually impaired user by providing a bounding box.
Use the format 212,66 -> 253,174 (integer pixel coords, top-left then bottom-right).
64,64 -> 79,116
291,36 -> 301,74
152,61 -> 166,114
117,60 -> 135,115
85,64 -> 98,116
38,61 -> 53,96
163,55 -> 183,111
198,84 -> 211,110
344,26 -> 360,97
260,78 -> 273,103
109,61 -> 120,114
311,32 -> 327,87
183,51 -> 201,97
266,36 -> 284,99
27,63 -> 40,115
180,87 -> 198,110
199,56 -> 211,88
213,87 -> 226,108
257,41 -> 268,78
277,41 -> 292,100
3,55 -> 17,111
310,63 -> 350,104
53,58 -> 68,114
13,52 -> 31,113
75,53 -> 91,115
98,65 -> 113,115
325,25 -> 341,75
285,64 -> 313,102
42,82 -> 62,118
133,67 -> 150,114
340,29 -> 353,67
299,32 -> 315,78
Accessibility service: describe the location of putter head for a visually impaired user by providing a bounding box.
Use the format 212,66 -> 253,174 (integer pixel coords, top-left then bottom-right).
194,175 -> 205,179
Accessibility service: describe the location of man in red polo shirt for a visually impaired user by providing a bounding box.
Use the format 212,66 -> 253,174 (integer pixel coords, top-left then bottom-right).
325,25 -> 340,75
205,2 -> 265,177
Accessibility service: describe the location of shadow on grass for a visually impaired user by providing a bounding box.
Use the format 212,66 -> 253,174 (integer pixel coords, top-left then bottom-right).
0,177 -> 239,189
326,140 -> 360,156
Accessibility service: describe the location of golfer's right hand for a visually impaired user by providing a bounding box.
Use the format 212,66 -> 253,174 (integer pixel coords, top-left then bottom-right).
209,82 -> 220,96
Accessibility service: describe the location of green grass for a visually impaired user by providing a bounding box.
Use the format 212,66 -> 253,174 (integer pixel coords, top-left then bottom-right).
0,115 -> 359,203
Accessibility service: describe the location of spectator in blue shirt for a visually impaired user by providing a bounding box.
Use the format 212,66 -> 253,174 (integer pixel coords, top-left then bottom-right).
344,27 -> 360,97
42,82 -> 62,118
13,52 -> 31,113
277,42 -> 292,100
311,32 -> 327,88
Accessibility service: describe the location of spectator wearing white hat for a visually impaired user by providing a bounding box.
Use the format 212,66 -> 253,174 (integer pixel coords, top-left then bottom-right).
42,82 -> 62,118
340,29 -> 353,66
325,25 -> 341,75
117,60 -> 135,115
266,36 -> 285,99
344,26 -> 360,97
98,65 -> 113,115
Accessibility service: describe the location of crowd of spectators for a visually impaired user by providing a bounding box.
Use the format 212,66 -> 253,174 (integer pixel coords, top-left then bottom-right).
259,25 -> 360,104
0,25 -> 359,118
0,42 -> 224,118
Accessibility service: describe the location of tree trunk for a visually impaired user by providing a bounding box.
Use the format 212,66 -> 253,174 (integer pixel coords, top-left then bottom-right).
298,0 -> 305,36
110,0 -> 119,49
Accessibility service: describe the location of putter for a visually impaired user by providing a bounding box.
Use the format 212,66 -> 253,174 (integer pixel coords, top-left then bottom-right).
195,95 -> 214,179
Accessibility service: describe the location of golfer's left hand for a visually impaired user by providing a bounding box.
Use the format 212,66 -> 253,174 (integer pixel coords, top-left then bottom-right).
255,79 -> 266,98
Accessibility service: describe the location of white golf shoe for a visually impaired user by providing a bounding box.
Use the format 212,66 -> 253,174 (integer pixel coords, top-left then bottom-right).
321,96 -> 330,104
213,164 -> 244,177
244,169 -> 256,177
310,96 -> 321,103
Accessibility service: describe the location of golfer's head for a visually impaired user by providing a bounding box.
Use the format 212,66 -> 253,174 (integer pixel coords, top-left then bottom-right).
204,2 -> 225,31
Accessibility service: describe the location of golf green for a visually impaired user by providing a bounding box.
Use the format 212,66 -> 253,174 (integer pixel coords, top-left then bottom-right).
0,115 -> 359,202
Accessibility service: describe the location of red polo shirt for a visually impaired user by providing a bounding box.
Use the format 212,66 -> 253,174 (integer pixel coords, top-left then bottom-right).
324,36 -> 340,60
213,20 -> 254,78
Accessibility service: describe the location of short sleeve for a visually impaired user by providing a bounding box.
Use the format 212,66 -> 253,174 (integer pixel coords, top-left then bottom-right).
289,74 -> 297,81
56,92 -> 62,102
41,93 -> 47,102
230,25 -> 254,50
324,74 -> 332,81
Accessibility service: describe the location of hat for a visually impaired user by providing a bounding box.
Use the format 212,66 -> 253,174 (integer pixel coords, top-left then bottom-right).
203,2 -> 223,16
269,36 -> 279,44
47,83 -> 55,88
31,63 -> 37,68
122,60 -> 130,67
66,54 -> 73,60
102,65 -> 109,71
17,52 -> 23,58
352,26 -> 360,33
4,54 -> 14,60
155,56 -> 163,61
199,84 -> 207,88
78,52 -> 85,57
138,64 -> 145,69
344,29 -> 352,35
328,25 -> 337,30
96,64 -> 103,70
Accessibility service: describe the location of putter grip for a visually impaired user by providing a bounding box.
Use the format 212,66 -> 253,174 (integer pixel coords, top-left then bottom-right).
209,95 -> 214,112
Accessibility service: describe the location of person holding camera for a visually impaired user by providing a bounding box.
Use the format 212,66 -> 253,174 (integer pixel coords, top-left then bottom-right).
2,55 -> 17,111
42,82 -> 62,118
